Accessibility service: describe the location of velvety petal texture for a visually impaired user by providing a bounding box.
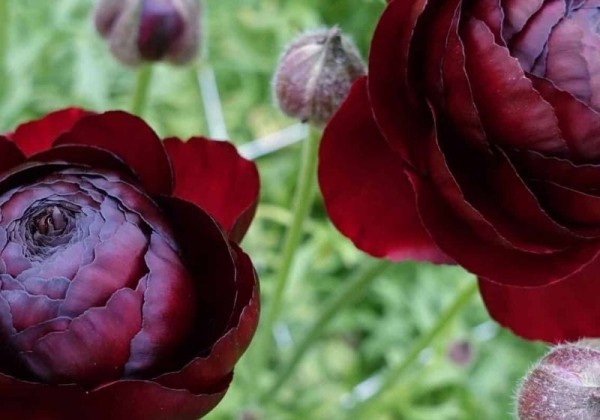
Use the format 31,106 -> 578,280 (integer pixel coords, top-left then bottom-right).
0,109 -> 260,419
319,0 -> 600,343
164,137 -> 260,242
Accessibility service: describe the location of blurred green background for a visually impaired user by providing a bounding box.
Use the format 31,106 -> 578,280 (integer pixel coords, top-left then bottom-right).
0,1 -> 547,419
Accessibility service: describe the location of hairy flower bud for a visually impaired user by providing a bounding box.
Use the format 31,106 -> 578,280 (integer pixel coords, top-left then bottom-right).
94,0 -> 200,66
517,341 -> 600,419
273,27 -> 366,126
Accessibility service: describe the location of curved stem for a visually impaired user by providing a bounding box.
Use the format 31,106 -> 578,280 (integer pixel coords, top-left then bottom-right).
130,65 -> 153,116
348,280 -> 479,417
257,126 -> 320,360
263,259 -> 393,401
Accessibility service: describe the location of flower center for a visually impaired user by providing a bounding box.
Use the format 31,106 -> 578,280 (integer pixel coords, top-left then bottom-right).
33,206 -> 67,236
18,201 -> 82,258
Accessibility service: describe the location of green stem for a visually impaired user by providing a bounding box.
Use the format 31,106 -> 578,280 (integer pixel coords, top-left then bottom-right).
130,65 -> 153,116
262,259 -> 393,401
258,126 -> 320,358
348,280 -> 479,417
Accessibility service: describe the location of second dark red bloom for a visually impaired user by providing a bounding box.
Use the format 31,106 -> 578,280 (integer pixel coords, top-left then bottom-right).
319,0 -> 600,342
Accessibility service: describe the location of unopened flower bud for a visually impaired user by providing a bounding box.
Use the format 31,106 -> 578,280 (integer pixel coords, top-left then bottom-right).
517,341 -> 600,419
273,27 -> 366,126
94,0 -> 200,66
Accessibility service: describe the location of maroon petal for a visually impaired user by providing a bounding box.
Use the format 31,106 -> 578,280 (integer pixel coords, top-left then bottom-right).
535,181 -> 600,225
408,171 -> 600,286
319,77 -> 450,263
530,75 -> 600,161
28,145 -> 138,181
0,373 -> 229,420
513,149 -> 600,191
368,0 -> 433,171
0,136 -> 25,173
438,3 -> 490,152
461,17 -> 567,154
54,111 -> 173,196
163,137 -> 259,243
8,108 -> 90,157
427,120 -> 575,254
157,243 -> 259,393
158,197 -> 238,353
480,254 -> 600,342
125,232 -> 197,376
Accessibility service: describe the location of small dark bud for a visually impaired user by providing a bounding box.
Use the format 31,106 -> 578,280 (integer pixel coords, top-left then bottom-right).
273,27 -> 366,126
94,0 -> 200,66
517,341 -> 600,419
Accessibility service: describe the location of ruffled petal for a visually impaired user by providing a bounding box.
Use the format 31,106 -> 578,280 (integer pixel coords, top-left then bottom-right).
319,77 -> 450,263
163,138 -> 259,242
8,108 -> 90,157
54,111 -> 173,196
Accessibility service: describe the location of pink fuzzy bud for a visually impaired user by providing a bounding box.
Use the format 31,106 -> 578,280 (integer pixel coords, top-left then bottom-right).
273,27 -> 366,126
517,341 -> 600,419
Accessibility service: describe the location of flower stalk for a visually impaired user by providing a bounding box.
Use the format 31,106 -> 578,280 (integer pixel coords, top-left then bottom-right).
348,280 -> 479,416
258,125 -> 320,362
131,65 -> 153,116
263,258 -> 393,401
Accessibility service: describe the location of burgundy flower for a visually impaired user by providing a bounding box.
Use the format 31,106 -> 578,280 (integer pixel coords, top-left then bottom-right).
318,0 -> 600,342
0,109 -> 260,419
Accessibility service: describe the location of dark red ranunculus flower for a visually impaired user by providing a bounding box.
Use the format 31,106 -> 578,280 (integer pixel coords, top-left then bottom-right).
0,109 -> 260,419
319,0 -> 600,342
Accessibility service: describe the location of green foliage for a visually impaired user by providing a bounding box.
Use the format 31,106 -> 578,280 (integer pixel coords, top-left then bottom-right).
0,1 -> 546,419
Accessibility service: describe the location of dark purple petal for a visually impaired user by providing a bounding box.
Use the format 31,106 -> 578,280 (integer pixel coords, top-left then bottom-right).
157,196 -> 238,354
21,288 -> 143,385
157,243 -> 259,393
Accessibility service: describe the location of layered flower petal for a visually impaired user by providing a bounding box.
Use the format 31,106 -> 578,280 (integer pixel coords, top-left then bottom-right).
8,108 -> 89,157
319,77 -> 449,263
479,256 -> 600,342
163,138 -> 260,242
54,111 -> 173,196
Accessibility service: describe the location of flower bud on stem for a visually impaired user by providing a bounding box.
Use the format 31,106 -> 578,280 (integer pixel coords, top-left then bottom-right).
517,341 -> 600,419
